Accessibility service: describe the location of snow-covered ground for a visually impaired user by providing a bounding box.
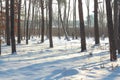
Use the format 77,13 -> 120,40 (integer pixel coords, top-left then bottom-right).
0,37 -> 120,80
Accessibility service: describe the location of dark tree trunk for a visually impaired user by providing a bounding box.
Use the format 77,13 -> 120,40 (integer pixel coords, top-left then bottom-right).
118,10 -> 120,54
114,0 -> 120,54
6,0 -> 10,45
49,0 -> 53,48
78,0 -> 86,52
17,0 -> 21,44
106,0 -> 117,61
40,0 -> 45,43
10,0 -> 16,54
94,0 -> 100,45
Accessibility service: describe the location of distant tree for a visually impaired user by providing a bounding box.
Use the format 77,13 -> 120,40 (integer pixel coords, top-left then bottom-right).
26,0 -> 31,44
57,0 -> 70,41
78,0 -> 87,51
30,0 -> 35,38
10,0 -> 16,54
23,0 -> 27,39
85,0 -> 91,38
106,0 -> 117,61
94,0 -> 100,45
49,0 -> 53,48
73,0 -> 78,39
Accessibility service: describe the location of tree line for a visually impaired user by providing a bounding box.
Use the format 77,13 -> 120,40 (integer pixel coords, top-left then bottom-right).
0,0 -> 120,61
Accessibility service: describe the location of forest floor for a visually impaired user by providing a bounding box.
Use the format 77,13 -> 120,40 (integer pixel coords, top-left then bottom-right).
0,37 -> 120,80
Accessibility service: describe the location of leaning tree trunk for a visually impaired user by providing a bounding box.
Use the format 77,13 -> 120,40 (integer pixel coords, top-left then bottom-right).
106,0 -> 117,61
78,0 -> 86,52
10,0 -> 16,54
57,0 -> 70,41
6,0 -> 10,45
94,0 -> 100,45
49,0 -> 53,48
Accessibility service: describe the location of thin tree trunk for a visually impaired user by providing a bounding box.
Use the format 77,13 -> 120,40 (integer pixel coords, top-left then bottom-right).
58,11 -> 61,39
94,0 -> 100,45
78,0 -> 86,52
10,0 -> 16,54
41,0 -> 45,43
85,0 -> 90,38
17,0 -> 21,44
73,0 -> 77,39
24,0 -> 27,39
66,0 -> 71,37
30,1 -> 35,38
106,0 -> 117,61
38,9 -> 41,38
73,0 -> 78,39
26,0 -> 31,44
57,0 -> 70,41
49,0 -> 53,48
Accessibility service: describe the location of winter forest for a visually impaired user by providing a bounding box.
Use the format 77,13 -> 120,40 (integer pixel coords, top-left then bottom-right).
0,0 -> 120,80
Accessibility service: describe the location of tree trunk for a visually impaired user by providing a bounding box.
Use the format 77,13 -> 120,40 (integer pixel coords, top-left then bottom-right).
106,0 -> 117,61
78,0 -> 86,52
85,0 -> 90,38
23,0 -> 27,39
57,0 -> 70,41
17,0 -> 21,44
30,1 -> 35,38
73,0 -> 78,39
26,0 -> 31,44
10,0 -> 16,54
6,0 -> 10,45
94,0 -> 100,45
114,0 -> 120,54
49,0 -> 53,48
41,0 -> 45,43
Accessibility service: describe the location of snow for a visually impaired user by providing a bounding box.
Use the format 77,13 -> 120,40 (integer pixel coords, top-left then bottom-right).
0,37 -> 120,80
